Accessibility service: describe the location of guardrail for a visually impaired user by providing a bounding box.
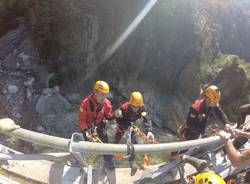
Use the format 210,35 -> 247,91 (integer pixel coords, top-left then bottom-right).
0,128 -> 225,155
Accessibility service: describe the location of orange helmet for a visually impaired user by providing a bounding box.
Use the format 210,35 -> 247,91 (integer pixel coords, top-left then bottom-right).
129,92 -> 144,107
93,81 -> 109,94
204,85 -> 221,104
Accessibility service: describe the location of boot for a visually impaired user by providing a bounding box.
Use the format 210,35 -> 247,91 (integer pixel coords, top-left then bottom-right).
103,159 -> 115,172
129,160 -> 138,176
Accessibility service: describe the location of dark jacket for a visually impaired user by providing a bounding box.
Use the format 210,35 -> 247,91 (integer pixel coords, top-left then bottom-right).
186,98 -> 229,134
116,102 -> 152,133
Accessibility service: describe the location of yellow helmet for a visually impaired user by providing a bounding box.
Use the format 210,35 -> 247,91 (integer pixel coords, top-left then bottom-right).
93,80 -> 109,94
129,92 -> 144,107
194,173 -> 226,184
204,85 -> 221,104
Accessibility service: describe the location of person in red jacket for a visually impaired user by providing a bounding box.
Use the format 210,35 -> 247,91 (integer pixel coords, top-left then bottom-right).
172,85 -> 230,158
179,85 -> 230,141
114,91 -> 154,170
79,80 -> 118,171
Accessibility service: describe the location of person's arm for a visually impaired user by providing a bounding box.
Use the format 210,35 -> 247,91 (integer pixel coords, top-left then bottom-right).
104,100 -> 122,120
79,100 -> 89,130
141,107 -> 154,142
218,131 -> 250,167
214,106 -> 230,125
185,107 -> 198,128
140,107 -> 152,133
234,129 -> 250,139
225,139 -> 250,167
143,115 -> 153,134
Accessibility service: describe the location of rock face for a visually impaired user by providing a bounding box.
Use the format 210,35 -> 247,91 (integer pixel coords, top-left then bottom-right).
67,94 -> 81,105
0,18 -> 42,130
0,1 -> 18,37
0,0 -> 33,37
40,111 -> 78,138
215,59 -> 248,105
7,0 -> 200,132
35,89 -> 79,138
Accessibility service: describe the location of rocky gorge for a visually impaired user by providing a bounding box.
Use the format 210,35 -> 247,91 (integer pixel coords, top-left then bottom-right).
0,0 -> 250,146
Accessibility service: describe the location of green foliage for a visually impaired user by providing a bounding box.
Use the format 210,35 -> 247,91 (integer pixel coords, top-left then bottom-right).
201,55 -> 239,77
201,54 -> 250,81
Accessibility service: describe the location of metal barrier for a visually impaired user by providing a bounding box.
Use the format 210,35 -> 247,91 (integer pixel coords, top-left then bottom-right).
0,128 -> 225,155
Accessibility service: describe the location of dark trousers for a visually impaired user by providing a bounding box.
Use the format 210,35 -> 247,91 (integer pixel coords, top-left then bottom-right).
114,125 -> 143,163
83,123 -> 112,163
171,123 -> 200,156
178,121 -> 200,141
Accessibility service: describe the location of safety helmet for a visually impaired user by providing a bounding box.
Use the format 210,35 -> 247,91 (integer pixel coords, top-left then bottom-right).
129,92 -> 144,107
93,80 -> 109,94
204,85 -> 221,104
194,172 -> 226,184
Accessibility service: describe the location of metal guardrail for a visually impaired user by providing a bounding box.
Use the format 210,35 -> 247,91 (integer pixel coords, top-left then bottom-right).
0,128 -> 225,155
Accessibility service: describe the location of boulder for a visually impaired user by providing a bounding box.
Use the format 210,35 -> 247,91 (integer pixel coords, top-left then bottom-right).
68,94 -> 81,105
7,85 -> 19,94
41,111 -> 78,138
35,88 -> 72,114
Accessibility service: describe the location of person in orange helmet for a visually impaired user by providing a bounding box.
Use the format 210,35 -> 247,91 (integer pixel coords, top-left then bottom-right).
179,85 -> 230,142
172,85 -> 231,158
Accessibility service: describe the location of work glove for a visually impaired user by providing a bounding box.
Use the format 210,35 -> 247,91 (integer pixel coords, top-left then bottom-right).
114,109 -> 123,118
0,118 -> 20,131
147,131 -> 155,143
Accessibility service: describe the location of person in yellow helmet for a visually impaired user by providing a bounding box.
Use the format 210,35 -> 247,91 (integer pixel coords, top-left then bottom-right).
79,81 -> 113,130
179,154 -> 226,184
79,80 -> 120,171
179,85 -> 230,142
190,172 -> 226,184
114,91 -> 154,170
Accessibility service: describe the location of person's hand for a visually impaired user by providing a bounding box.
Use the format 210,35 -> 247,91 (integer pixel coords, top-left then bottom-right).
80,128 -> 87,134
114,109 -> 123,118
147,132 -> 155,143
0,118 -> 20,131
233,128 -> 241,136
224,124 -> 231,132
84,129 -> 93,140
217,130 -> 227,138
216,130 -> 230,140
